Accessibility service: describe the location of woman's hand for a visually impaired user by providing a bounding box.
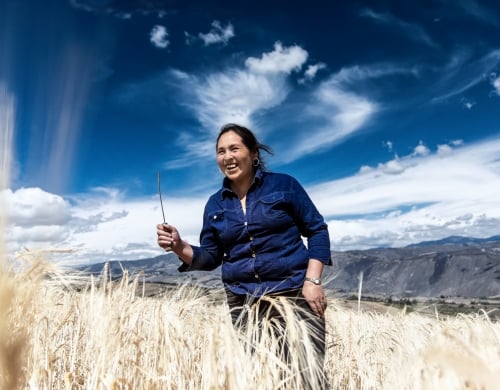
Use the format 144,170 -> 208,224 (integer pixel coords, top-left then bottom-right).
302,282 -> 327,317
156,223 -> 182,253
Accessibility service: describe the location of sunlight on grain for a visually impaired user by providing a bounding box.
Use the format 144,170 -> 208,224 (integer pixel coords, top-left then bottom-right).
0,253 -> 498,389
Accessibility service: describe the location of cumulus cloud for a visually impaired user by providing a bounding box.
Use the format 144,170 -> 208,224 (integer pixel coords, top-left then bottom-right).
437,143 -> 453,156
377,157 -> 406,175
245,42 -> 308,74
298,62 -> 326,84
3,187 -> 71,227
1,188 -> 72,253
412,141 -> 430,157
198,20 -> 234,46
150,25 -> 169,49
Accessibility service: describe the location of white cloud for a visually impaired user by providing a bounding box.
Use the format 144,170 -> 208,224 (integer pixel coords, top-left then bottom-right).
198,20 -> 234,46
437,143 -> 453,156
2,186 -> 207,266
298,62 -> 326,84
465,101 -> 475,109
245,42 -> 308,75
278,65 -> 385,161
3,187 -> 71,227
165,60 -> 418,166
384,140 -> 393,152
164,41 -> 307,138
150,25 -> 169,49
307,137 -> 500,250
377,157 -> 406,175
412,141 -> 430,157
4,137 -> 500,264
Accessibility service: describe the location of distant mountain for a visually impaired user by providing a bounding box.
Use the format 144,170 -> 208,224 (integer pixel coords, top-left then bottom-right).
77,236 -> 500,299
405,235 -> 500,248
327,236 -> 500,298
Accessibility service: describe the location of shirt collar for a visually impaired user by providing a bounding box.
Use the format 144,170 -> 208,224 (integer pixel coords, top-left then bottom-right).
221,168 -> 264,199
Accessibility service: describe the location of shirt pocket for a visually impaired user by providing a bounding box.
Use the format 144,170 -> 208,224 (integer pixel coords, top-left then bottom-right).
258,192 -> 290,221
207,210 -> 226,234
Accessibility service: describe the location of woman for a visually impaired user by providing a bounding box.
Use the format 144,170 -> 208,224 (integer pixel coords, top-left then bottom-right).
156,123 -> 331,385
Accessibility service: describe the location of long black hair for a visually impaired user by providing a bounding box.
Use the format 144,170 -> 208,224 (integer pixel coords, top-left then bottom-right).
216,123 -> 273,170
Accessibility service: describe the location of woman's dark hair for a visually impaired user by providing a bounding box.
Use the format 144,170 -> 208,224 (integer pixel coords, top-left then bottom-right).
216,123 -> 273,170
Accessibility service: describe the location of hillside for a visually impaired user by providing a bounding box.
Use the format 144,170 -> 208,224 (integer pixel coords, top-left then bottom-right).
78,236 -> 500,299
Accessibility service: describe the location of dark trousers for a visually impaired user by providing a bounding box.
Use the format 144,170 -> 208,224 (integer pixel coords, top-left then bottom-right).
225,288 -> 327,389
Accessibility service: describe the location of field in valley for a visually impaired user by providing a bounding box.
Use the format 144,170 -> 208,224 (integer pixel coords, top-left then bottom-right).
1,254 -> 500,389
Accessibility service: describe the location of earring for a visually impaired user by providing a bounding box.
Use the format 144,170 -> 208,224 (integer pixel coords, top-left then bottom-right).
252,158 -> 260,167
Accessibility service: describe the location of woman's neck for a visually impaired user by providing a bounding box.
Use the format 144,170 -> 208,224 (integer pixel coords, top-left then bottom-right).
231,175 -> 253,199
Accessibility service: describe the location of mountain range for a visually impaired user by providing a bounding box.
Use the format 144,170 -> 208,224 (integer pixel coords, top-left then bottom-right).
78,236 -> 500,299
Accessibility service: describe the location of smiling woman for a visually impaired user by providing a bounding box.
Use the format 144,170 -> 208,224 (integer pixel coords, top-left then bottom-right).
157,123 -> 332,388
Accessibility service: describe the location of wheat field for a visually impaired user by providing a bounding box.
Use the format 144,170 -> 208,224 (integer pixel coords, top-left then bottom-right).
1,252 -> 499,390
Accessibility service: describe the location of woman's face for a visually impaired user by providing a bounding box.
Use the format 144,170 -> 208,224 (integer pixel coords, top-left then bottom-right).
216,130 -> 257,186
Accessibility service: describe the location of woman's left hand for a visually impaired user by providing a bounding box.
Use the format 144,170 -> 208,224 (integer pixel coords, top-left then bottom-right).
302,282 -> 327,317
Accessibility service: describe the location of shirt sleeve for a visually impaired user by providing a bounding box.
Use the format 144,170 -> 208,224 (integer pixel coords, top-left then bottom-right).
289,177 -> 332,265
178,198 -> 224,273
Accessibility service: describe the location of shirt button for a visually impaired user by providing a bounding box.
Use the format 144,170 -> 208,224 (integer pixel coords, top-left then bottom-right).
254,274 -> 259,279
251,253 -> 256,258
244,221 -> 248,226
249,236 -> 254,241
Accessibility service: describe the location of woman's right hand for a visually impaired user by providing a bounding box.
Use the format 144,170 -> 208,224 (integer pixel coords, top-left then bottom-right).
156,223 -> 181,253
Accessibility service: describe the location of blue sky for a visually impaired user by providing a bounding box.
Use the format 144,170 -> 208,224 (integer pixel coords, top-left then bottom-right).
1,0 -> 500,265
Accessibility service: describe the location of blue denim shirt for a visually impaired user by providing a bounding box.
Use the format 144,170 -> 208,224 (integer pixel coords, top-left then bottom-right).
179,168 -> 332,296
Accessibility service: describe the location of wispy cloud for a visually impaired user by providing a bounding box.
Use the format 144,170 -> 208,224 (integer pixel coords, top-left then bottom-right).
277,63 -> 419,162
161,42 -> 309,165
70,0 -> 170,19
455,0 -> 500,27
198,20 -> 235,46
150,25 -> 169,49
431,49 -> 500,102
360,8 -> 437,48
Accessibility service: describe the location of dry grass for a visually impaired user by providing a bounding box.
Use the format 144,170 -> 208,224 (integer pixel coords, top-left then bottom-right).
1,253 -> 499,389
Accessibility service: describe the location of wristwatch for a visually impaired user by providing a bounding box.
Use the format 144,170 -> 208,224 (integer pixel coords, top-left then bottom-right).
305,276 -> 321,285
